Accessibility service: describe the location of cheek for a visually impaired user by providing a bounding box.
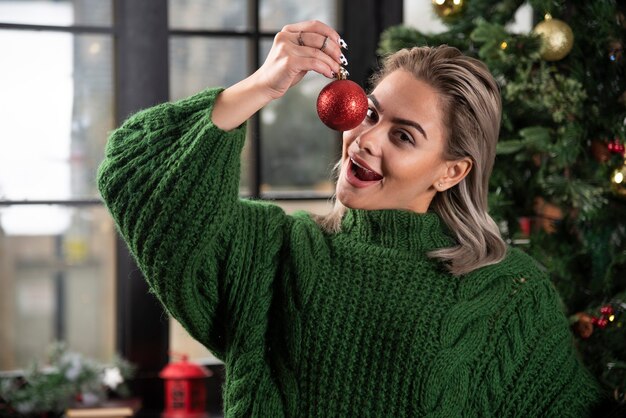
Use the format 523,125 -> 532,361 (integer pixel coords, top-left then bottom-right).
385,150 -> 444,182
341,131 -> 356,155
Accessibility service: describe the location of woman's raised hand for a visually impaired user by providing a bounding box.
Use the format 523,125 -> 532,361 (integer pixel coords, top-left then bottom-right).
254,20 -> 345,100
212,20 -> 346,131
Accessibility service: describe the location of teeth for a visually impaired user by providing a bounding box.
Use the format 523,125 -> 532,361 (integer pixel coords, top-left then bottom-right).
351,157 -> 366,171
351,158 -> 378,175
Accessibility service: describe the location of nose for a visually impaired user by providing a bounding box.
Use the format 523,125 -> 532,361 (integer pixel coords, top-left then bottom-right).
355,123 -> 384,157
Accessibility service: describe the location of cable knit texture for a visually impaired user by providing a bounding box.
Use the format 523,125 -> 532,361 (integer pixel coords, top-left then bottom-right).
98,87 -> 606,417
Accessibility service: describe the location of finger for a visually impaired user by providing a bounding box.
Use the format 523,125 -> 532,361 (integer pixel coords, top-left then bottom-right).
283,55 -> 336,78
281,20 -> 341,47
267,32 -> 338,78
290,38 -> 341,75
296,32 -> 345,67
299,57 -> 337,79
302,47 -> 342,76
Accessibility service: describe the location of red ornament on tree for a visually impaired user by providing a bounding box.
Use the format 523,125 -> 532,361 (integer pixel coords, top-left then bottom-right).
317,68 -> 367,131
597,317 -> 609,329
607,138 -> 626,156
600,305 -> 615,316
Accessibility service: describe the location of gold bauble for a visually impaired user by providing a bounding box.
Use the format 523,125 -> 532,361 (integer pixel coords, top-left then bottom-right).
611,162 -> 626,199
432,0 -> 465,19
532,13 -> 574,61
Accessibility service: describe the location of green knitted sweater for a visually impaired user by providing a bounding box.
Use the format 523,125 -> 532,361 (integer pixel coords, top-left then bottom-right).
98,87 -> 606,417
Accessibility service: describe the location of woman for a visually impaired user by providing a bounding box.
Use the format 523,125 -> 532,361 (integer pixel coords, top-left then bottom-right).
98,20 -> 605,417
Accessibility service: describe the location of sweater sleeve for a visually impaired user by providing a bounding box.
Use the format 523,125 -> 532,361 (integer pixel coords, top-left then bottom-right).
97,87 -> 289,359
495,273 -> 608,417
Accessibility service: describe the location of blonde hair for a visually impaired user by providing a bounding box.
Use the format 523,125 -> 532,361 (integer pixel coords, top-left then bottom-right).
314,45 -> 507,276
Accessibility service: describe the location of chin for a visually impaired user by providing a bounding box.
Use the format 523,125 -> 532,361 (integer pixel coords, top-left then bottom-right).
336,188 -> 369,211
335,175 -> 370,211
336,185 -> 356,210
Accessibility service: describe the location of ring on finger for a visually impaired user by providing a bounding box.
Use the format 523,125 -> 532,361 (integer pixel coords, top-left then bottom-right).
297,31 -> 305,46
320,36 -> 329,51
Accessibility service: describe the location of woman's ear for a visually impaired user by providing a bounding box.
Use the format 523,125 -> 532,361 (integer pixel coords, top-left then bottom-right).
435,158 -> 472,191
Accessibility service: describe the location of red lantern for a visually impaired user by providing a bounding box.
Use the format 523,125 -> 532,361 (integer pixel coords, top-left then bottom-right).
159,353 -> 212,418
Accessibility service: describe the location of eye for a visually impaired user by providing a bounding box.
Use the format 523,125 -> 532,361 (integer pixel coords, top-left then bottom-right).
394,129 -> 415,145
365,107 -> 378,123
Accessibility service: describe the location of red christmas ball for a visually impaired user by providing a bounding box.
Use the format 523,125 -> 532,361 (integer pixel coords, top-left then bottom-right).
608,138 -> 626,156
600,305 -> 614,316
597,317 -> 609,329
317,79 -> 367,131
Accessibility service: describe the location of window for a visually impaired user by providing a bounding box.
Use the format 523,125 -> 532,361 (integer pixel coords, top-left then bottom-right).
168,0 -> 341,198
0,0 -> 402,411
0,0 -> 116,370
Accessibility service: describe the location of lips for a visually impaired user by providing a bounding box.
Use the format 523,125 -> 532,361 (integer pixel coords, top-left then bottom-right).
346,155 -> 383,187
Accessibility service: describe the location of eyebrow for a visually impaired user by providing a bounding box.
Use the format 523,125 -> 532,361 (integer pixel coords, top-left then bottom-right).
368,94 -> 428,140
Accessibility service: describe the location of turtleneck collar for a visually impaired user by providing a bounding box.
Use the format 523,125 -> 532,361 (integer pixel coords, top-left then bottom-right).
341,209 -> 455,253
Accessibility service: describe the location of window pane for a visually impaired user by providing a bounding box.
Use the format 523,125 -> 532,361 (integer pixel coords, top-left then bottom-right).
0,0 -> 112,27
0,205 -> 116,370
259,41 -> 338,194
0,31 -> 114,201
168,0 -> 247,31
260,0 -> 338,32
169,37 -> 248,100
170,319 -> 221,365
169,36 -> 251,192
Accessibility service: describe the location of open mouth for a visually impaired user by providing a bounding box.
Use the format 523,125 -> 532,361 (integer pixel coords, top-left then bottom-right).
348,157 -> 383,184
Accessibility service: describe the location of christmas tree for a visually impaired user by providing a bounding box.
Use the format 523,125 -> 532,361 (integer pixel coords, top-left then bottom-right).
378,0 -> 626,409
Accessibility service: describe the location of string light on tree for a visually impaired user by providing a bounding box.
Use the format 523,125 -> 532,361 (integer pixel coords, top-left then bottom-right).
532,13 -> 574,61
611,162 -> 626,199
432,0 -> 465,19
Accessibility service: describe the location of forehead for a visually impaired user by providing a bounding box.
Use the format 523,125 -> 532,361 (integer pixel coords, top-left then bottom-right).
371,70 -> 443,119
372,70 -> 443,136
